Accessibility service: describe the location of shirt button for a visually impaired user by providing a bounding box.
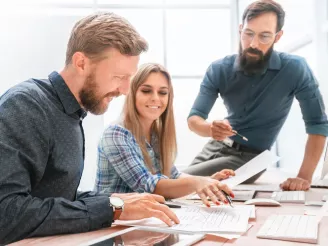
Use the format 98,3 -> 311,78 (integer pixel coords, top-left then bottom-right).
251,84 -> 255,88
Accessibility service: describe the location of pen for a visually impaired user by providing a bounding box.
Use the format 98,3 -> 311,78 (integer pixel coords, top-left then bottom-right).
222,190 -> 234,208
231,130 -> 248,141
165,201 -> 182,209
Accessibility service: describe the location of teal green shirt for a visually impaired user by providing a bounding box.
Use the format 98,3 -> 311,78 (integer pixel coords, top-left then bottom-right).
189,51 -> 328,151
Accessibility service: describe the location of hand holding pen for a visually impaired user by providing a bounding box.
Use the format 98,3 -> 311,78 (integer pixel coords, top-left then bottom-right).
195,176 -> 235,208
211,119 -> 248,141
222,190 -> 234,208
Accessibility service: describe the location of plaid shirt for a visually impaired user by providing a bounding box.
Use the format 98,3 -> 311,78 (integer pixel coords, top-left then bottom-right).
94,124 -> 181,194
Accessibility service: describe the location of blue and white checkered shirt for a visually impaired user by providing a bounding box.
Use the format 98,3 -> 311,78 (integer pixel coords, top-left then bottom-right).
94,124 -> 181,194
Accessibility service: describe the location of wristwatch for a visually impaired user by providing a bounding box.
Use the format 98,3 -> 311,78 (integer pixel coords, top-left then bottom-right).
109,196 -> 124,221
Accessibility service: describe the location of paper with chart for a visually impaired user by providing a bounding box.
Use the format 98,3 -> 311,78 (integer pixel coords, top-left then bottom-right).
221,150 -> 280,188
115,206 -> 250,234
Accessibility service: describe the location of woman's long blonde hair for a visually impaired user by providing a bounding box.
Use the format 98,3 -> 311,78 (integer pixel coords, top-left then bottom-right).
123,63 -> 177,177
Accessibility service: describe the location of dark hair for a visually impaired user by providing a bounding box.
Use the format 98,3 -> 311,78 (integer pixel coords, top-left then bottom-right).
242,0 -> 285,32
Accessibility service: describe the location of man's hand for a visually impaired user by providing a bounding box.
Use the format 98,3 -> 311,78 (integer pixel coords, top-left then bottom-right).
211,169 -> 235,180
210,119 -> 235,141
280,177 -> 311,191
194,176 -> 234,207
111,193 -> 180,226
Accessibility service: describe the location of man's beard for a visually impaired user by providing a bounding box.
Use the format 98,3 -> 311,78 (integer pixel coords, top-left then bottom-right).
238,43 -> 274,74
79,73 -> 120,115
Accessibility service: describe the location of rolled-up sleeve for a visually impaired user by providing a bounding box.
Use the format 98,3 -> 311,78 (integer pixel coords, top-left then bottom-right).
294,58 -> 328,136
98,125 -> 169,193
188,63 -> 220,120
171,166 -> 182,179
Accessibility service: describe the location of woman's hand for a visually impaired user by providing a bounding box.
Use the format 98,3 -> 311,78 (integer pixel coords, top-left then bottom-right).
211,169 -> 235,180
194,176 -> 234,207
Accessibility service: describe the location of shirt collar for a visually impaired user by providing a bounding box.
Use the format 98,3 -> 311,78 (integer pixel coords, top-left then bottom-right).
49,71 -> 87,119
233,50 -> 282,73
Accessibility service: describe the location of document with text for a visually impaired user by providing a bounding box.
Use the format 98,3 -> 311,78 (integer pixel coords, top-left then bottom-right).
115,206 -> 250,234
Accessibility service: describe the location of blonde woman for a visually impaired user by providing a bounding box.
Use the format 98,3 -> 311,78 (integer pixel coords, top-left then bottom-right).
94,63 -> 235,206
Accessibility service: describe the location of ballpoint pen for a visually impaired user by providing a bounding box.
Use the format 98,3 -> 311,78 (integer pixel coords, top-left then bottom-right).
165,200 -> 182,208
222,190 -> 234,208
231,130 -> 248,141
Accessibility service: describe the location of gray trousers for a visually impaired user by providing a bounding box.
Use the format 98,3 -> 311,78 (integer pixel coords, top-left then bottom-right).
183,139 -> 265,184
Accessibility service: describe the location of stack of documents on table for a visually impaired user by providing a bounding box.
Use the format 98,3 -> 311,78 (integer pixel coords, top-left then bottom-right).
115,205 -> 255,239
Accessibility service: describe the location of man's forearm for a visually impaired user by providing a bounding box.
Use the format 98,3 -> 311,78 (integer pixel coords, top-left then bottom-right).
187,116 -> 211,137
0,194 -> 112,244
298,134 -> 326,181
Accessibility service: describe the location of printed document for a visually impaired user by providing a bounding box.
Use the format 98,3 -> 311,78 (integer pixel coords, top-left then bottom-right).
115,206 -> 250,234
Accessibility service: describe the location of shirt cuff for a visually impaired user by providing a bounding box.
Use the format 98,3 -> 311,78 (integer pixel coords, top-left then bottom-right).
145,174 -> 169,193
82,195 -> 113,230
174,172 -> 182,179
306,123 -> 328,136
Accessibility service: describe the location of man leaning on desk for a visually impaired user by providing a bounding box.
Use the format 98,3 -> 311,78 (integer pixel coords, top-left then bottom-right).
184,0 -> 328,191
0,13 -> 179,245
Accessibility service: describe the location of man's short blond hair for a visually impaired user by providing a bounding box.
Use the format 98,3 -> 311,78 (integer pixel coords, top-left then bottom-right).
65,12 -> 148,65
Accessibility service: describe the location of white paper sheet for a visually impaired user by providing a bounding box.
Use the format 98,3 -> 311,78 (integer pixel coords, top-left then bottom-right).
316,200 -> 328,222
221,150 -> 280,188
304,207 -> 322,216
115,206 -> 250,234
176,199 -> 256,219
232,183 -> 281,192
304,201 -> 328,221
208,224 -> 254,240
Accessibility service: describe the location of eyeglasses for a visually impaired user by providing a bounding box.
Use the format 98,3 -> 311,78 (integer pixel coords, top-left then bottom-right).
241,30 -> 279,44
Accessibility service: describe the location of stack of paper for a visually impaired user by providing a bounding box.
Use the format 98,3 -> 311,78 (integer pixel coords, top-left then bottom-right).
115,205 -> 255,239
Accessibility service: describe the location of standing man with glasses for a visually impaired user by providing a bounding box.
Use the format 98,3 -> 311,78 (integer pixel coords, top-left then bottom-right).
184,0 -> 328,191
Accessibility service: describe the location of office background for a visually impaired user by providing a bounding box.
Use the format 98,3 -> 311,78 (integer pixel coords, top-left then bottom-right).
1,0 -> 328,191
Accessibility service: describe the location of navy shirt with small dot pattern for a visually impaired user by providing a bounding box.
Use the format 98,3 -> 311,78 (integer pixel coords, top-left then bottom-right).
0,71 -> 112,244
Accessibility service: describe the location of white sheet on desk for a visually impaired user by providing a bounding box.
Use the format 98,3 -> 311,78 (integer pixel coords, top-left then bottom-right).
307,200 -> 328,222
304,206 -> 322,216
304,201 -> 328,220
115,206 -> 250,234
232,184 -> 281,192
177,199 -> 256,219
221,150 -> 280,188
208,224 -> 253,240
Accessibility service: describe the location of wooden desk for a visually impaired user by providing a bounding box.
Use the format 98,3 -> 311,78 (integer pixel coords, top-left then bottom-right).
9,169 -> 328,246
